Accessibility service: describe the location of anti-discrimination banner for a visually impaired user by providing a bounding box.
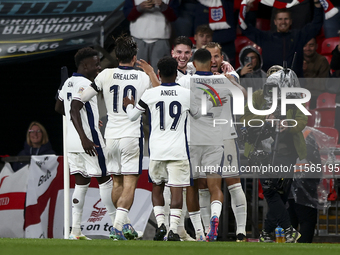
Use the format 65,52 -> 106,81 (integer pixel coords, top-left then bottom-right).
0,1 -> 123,62
0,155 -> 153,238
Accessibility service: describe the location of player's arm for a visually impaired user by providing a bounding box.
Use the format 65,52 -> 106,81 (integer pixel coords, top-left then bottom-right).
81,83 -> 98,102
123,95 -> 147,121
137,59 -> 160,87
70,100 -> 99,156
55,98 -> 65,115
225,73 -> 247,98
188,92 -> 216,119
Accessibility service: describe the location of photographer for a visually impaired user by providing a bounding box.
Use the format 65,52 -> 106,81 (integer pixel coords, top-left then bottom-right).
241,69 -> 307,243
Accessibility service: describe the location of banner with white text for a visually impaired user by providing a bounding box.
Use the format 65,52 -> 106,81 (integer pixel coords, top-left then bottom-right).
0,1 -> 123,62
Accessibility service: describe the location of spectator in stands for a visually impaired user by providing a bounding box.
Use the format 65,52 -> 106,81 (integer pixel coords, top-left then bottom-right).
172,0 -> 197,37
323,0 -> 340,38
241,1 -> 323,77
330,32 -> 340,77
12,121 -> 55,171
123,0 -> 180,72
270,0 -> 314,32
236,45 -> 266,92
303,37 -> 330,109
190,24 -> 229,62
194,0 -> 236,66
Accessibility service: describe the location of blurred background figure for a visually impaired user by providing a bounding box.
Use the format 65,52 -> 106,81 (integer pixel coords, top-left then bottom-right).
330,32 -> 340,77
191,24 -> 229,62
236,45 -> 266,92
193,0 -> 236,66
303,37 -> 330,109
123,0 -> 180,72
12,121 -> 55,171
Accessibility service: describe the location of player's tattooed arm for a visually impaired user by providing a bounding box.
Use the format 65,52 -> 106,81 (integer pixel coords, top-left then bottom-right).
137,59 -> 160,87
70,100 -> 99,156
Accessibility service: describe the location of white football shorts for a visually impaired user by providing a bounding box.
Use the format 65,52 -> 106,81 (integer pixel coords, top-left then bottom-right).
222,139 -> 240,178
189,145 -> 224,179
68,147 -> 112,178
149,159 -> 190,187
106,137 -> 143,175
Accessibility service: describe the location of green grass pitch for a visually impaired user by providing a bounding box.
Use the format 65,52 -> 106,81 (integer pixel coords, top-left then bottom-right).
1,239 -> 340,255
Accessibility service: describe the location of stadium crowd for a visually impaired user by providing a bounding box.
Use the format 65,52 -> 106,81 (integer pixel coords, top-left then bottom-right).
7,0 -> 340,244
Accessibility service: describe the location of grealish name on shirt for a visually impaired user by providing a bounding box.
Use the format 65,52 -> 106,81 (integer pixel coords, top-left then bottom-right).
113,73 -> 138,80
161,90 -> 178,96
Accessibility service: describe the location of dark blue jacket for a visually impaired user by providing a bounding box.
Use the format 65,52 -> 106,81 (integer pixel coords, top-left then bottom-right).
241,6 -> 323,77
12,141 -> 55,171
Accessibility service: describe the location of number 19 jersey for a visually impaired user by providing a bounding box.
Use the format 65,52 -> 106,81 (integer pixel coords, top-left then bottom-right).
93,66 -> 151,139
138,83 -> 193,161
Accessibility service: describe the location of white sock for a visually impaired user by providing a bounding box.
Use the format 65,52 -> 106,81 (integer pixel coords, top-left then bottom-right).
211,200 -> 222,219
71,183 -> 89,236
99,178 -> 116,225
114,207 -> 128,231
163,186 -> 171,230
177,189 -> 187,234
199,188 -> 211,232
169,208 -> 182,233
228,183 -> 247,235
154,206 -> 165,227
189,211 -> 204,238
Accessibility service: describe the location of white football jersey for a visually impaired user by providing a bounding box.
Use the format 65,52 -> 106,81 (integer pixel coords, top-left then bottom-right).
93,66 -> 151,139
58,73 -> 105,152
136,83 -> 196,160
178,72 -> 230,145
175,63 -> 195,82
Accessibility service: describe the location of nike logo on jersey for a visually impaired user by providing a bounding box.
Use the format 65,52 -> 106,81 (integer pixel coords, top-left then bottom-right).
235,204 -> 244,207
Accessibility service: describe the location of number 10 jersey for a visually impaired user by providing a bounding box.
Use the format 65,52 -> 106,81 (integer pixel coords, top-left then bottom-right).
93,66 -> 151,139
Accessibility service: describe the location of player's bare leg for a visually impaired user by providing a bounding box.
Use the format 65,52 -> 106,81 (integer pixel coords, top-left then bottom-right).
225,177 -> 247,242
111,174 -> 139,240
186,180 -> 205,241
111,175 -> 123,207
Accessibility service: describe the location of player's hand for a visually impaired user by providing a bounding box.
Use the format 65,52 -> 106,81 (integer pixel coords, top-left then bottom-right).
99,120 -> 103,128
139,0 -> 154,10
81,138 -> 99,156
137,59 -> 154,76
123,95 -> 135,108
240,63 -> 253,76
221,61 -> 235,74
209,96 -> 227,107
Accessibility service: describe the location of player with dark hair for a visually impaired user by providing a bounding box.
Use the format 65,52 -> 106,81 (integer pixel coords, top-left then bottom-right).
81,35 -> 156,241
123,56 -> 210,241
171,36 -> 195,81
177,48 -> 231,241
55,47 -> 116,240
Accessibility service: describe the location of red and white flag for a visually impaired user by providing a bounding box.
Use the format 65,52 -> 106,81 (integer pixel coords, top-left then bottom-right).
198,0 -> 231,30
239,0 -> 338,29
